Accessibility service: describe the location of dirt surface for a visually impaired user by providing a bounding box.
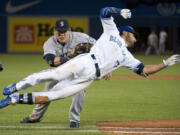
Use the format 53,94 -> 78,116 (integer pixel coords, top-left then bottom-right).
112,75 -> 180,80
97,120 -> 180,135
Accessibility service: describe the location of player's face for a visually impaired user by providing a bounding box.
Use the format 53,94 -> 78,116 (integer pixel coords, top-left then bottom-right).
126,32 -> 136,47
54,30 -> 70,44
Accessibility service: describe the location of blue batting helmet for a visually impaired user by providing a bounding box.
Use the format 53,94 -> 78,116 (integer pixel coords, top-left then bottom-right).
118,26 -> 136,36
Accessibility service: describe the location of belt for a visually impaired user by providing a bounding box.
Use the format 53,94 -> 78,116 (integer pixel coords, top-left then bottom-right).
91,54 -> 100,77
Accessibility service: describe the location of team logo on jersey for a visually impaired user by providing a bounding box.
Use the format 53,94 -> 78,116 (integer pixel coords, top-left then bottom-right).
109,35 -> 122,48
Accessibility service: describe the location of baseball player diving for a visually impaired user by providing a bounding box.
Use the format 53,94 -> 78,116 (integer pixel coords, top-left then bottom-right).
0,7 -> 180,119
20,19 -> 96,128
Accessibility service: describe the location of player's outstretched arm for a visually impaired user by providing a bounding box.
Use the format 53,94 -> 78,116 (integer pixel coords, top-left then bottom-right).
100,7 -> 131,19
143,54 -> 180,75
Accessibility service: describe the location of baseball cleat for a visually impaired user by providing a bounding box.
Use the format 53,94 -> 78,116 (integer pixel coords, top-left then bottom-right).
20,117 -> 41,123
69,121 -> 79,128
0,96 -> 11,108
3,83 -> 17,95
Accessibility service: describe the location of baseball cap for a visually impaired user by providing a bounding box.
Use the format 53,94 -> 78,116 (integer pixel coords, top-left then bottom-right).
118,26 -> 136,36
55,19 -> 70,31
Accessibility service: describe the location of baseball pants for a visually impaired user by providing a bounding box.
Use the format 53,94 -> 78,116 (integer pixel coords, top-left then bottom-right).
16,54 -> 95,104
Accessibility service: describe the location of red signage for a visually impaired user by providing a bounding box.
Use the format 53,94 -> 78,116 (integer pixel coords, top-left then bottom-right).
14,25 -> 34,44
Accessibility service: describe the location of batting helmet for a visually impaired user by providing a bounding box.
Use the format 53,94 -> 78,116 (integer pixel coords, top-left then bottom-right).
118,26 -> 137,37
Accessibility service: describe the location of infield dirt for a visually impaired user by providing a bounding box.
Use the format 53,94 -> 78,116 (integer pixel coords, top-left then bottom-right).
97,119 -> 180,135
112,75 -> 180,80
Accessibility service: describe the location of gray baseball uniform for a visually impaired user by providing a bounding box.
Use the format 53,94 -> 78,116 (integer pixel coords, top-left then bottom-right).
30,32 -> 96,123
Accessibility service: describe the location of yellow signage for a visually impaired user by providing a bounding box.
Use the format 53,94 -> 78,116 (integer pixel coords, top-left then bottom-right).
8,17 -> 88,52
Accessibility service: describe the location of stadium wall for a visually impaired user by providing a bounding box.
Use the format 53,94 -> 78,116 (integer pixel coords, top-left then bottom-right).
0,0 -> 179,53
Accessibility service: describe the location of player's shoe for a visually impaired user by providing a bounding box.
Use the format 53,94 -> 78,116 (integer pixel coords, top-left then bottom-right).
0,93 -> 19,109
0,96 -> 12,108
3,83 -> 17,95
20,117 -> 41,123
69,121 -> 79,128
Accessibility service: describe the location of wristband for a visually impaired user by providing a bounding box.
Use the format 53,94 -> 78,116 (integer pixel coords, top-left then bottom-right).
100,7 -> 121,18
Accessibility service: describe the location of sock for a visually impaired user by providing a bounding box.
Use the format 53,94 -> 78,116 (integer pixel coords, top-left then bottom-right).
12,93 -> 34,104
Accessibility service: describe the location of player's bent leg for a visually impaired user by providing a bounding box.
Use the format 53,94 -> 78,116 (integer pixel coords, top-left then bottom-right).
20,81 -> 56,123
0,92 -> 49,109
29,82 -> 56,119
7,59 -> 82,93
31,103 -> 50,120
2,69 -> 58,95
20,103 -> 50,123
20,116 -> 40,123
0,79 -> 93,108
15,69 -> 60,91
29,79 -> 93,104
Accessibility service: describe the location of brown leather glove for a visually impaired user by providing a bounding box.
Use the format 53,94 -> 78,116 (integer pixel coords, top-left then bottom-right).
67,43 -> 93,59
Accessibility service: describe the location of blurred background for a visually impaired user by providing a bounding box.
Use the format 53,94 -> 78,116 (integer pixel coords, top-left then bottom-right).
0,0 -> 180,54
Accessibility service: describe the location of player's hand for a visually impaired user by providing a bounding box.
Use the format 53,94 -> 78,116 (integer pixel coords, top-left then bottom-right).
103,72 -> 112,80
120,9 -> 131,19
163,54 -> 180,67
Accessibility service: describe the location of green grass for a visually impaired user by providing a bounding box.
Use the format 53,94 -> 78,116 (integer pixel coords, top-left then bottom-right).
0,54 -> 180,135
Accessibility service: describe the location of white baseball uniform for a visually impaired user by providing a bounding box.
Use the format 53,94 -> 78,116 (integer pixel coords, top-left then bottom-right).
30,32 -> 96,123
159,30 -> 167,53
15,15 -> 142,106
145,32 -> 159,55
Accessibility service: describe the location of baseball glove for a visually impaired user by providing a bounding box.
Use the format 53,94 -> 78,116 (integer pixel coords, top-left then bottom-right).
67,43 -> 93,59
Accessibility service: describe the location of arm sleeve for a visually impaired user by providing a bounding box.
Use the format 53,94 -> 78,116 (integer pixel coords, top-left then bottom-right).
43,40 -> 56,56
100,7 -> 120,34
86,35 -> 96,44
122,50 -> 147,77
75,32 -> 96,45
100,7 -> 121,18
43,53 -> 56,67
122,49 -> 144,72
44,54 -> 68,67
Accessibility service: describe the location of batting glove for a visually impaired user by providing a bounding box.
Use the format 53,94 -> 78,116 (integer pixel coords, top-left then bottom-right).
163,54 -> 180,67
120,9 -> 131,19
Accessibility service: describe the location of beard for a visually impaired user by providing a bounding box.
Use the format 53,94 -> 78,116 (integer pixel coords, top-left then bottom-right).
126,34 -> 135,47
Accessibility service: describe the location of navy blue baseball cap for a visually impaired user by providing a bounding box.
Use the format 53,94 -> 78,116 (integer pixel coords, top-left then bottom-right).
55,19 -> 70,31
118,26 -> 136,36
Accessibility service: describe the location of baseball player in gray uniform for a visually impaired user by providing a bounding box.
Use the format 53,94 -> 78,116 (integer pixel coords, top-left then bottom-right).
1,7 -> 180,123
20,19 -> 96,128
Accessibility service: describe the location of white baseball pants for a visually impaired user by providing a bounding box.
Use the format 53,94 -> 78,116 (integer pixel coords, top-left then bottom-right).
16,54 -> 96,101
